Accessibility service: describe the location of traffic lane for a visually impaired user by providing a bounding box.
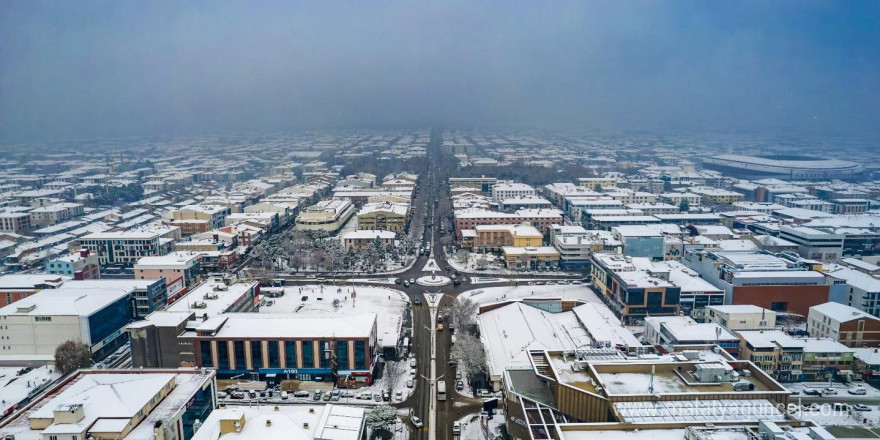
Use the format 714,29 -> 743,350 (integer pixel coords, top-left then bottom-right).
435,295 -> 455,440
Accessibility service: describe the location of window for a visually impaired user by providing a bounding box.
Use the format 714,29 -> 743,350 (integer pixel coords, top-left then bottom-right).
267,341 -> 280,368
35,316 -> 52,322
285,341 -> 297,368
251,341 -> 263,369
302,340 -> 314,367
354,341 -> 367,370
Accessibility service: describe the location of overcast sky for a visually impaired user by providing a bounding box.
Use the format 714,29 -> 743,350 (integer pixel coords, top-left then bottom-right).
1,1 -> 878,141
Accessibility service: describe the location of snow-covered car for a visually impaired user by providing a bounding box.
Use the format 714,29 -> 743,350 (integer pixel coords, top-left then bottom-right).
395,390 -> 402,400
452,422 -> 461,434
822,388 -> 838,395
848,387 -> 867,395
477,389 -> 492,398
852,404 -> 872,411
357,393 -> 373,400
406,378 -> 414,388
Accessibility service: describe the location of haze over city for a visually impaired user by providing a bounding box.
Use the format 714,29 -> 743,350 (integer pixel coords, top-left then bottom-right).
2,1 -> 880,142
2,3 -> 880,440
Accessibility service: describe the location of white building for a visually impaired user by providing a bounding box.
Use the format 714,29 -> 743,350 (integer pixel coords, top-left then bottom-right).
490,182 -> 536,201
705,304 -> 777,331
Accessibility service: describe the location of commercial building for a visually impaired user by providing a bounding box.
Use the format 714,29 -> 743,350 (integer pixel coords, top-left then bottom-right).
0,274 -> 67,307
590,253 -> 681,323
705,304 -> 777,331
0,369 -> 217,440
342,230 -> 396,251
611,225 -> 664,260
193,313 -> 378,386
821,264 -> 880,316
191,404 -> 365,440
644,316 -> 739,354
491,182 -> 536,200
553,230 -> 622,268
79,226 -> 180,266
498,195 -> 552,212
45,249 -> 101,280
355,201 -> 409,231
808,301 -> 880,348
134,251 -> 203,303
737,330 -> 805,381
295,199 -> 355,233
473,223 -> 543,252
702,154 -> 862,180
778,225 -> 844,262
683,250 -> 830,316
501,246 -> 560,269
454,208 -> 563,238
127,311 -> 197,368
0,279 -> 166,360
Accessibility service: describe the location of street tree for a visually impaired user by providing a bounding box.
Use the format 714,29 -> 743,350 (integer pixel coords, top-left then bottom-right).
383,360 -> 404,394
365,404 -> 397,440
451,333 -> 487,382
54,340 -> 92,375
450,297 -> 479,332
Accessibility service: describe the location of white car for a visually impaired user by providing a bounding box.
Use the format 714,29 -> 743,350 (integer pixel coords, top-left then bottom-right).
406,378 -> 414,388
410,358 -> 416,368
848,387 -> 867,395
452,421 -> 461,434
411,416 -> 424,428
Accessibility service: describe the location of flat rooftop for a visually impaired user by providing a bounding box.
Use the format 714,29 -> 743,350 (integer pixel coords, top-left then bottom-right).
165,279 -> 257,318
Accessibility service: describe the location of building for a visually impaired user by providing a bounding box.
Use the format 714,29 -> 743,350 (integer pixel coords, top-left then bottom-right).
79,226 -> 180,266
820,265 -> 880,316
45,249 -> 101,280
590,253 -> 681,323
474,223 -> 543,252
173,204 -> 233,231
491,182 -> 536,200
191,404 -> 365,440
737,330 -> 805,381
454,208 -> 563,238
0,212 -> 31,233
193,313 -> 377,386
683,250 -> 830,316
342,230 -> 396,251
498,195 -> 552,212
0,274 -> 67,307
690,187 -> 745,204
356,201 -> 409,231
778,225 -> 844,262
0,279 -> 165,360
660,259 -> 725,321
134,251 -> 203,303
295,199 -> 355,233
127,311 -> 197,368
705,304 -> 777,331
702,154 -> 862,180
644,316 -> 740,354
808,302 -> 880,347
501,246 -> 560,269
611,225 -> 664,260
28,202 -> 84,227
800,338 -> 854,380
0,369 -> 217,440
553,230 -> 622,268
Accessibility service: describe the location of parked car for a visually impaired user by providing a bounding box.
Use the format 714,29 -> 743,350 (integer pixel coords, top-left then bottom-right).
410,358 -> 417,368
406,378 -> 414,388
822,388 -> 838,395
411,416 -> 424,428
373,393 -> 382,402
357,393 -> 372,400
230,392 -> 245,400
217,391 -> 228,399
294,390 -> 310,398
452,421 -> 461,434
852,404 -> 872,411
323,392 -> 332,401
280,391 -> 289,400
456,380 -> 464,391
478,389 -> 492,398
312,391 -> 322,401
382,390 -> 390,401
803,389 -> 821,396
395,390 -> 402,401
848,387 -> 867,395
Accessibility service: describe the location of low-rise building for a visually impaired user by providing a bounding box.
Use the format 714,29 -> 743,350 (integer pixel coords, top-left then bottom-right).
356,201 -> 409,232
706,304 -> 777,331
808,301 -> 880,347
342,230 -> 396,251
779,225 -> 844,262
644,316 -> 740,354
501,246 -> 560,269
45,249 -> 100,280
295,199 -> 355,233
590,253 -> 681,323
0,274 -> 67,307
0,370 -> 217,440
611,225 -> 664,260
0,212 -> 31,234
135,251 -> 203,303
737,330 -> 805,381
173,204 -> 232,231
474,223 -> 543,252
191,404 -> 365,440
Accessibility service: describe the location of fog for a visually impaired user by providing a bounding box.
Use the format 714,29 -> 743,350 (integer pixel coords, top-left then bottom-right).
1,1 -> 878,141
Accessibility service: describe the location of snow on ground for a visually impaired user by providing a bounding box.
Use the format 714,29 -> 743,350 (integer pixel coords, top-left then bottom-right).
446,250 -> 580,276
355,360 -> 418,404
790,403 -> 880,427
787,381 -> 880,399
457,410 -> 506,440
347,277 -> 398,285
262,284 -> 407,347
458,284 -> 603,306
335,215 -> 359,242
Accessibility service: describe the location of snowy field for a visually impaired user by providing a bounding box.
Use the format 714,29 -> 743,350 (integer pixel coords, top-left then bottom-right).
261,284 -> 408,347
458,284 -> 603,307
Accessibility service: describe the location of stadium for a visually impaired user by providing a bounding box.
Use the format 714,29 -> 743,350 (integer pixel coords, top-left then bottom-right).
702,154 -> 862,180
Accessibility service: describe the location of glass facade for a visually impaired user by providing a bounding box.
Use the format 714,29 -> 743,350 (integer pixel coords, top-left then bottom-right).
302,340 -> 313,367
285,341 -> 297,368
250,341 -> 263,369
336,342 -> 349,370
217,341 -> 229,370
181,381 -> 214,440
233,341 -> 245,369
320,341 -> 330,368
88,296 -> 132,344
354,341 -> 367,370
267,341 -> 280,368
199,341 -> 212,367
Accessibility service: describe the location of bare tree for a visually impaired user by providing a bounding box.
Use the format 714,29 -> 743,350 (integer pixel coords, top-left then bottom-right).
450,297 -> 479,332
384,360 -> 404,394
451,333 -> 487,382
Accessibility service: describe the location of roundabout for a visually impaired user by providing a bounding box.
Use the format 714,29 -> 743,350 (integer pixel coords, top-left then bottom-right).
416,271 -> 451,287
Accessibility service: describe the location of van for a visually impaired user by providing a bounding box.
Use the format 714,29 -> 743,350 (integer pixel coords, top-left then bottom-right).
732,381 -> 754,391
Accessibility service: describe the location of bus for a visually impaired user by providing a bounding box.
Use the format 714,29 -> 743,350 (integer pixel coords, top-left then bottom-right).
437,380 -> 447,401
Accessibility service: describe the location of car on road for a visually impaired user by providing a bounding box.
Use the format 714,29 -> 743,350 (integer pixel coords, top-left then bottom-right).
409,278 -> 415,284
413,298 -> 421,306
403,281 -> 410,287
437,324 -> 444,331
822,388 -> 838,395
411,416 -> 424,428
852,404 -> 872,411
395,278 -> 402,285
406,379 -> 414,388
301,295 -> 308,301
452,421 -> 461,434
456,380 -> 464,391
477,389 -> 492,398
802,389 -> 821,396
455,372 -> 461,380
848,387 -> 867,395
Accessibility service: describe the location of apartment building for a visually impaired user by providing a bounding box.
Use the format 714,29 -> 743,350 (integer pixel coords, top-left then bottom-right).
45,249 -> 101,280
0,212 -> 31,233
135,251 -> 203,303
173,204 -> 232,230
491,182 -> 536,200
454,208 -> 563,238
808,301 -> 880,347
590,253 -> 681,323
80,226 -> 180,266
